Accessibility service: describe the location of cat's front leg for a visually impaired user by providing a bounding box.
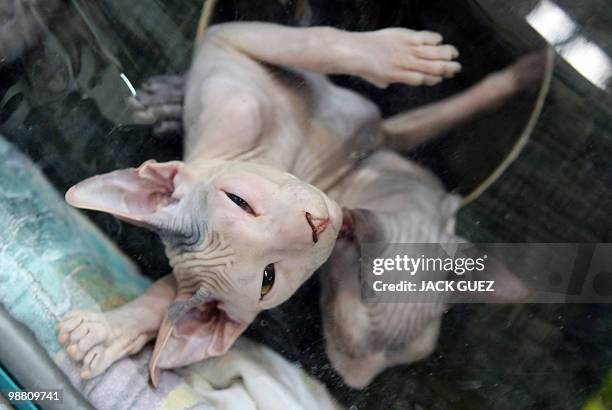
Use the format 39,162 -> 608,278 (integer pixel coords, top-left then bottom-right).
57,274 -> 176,379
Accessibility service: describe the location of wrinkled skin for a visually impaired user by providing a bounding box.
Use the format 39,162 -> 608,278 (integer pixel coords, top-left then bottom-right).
321,150 -> 534,388
57,22 -> 541,386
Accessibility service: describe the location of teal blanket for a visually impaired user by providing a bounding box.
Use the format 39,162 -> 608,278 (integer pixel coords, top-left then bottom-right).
0,137 -> 149,354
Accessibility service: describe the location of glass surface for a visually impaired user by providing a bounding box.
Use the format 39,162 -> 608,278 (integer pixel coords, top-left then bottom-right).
1,0 -> 611,409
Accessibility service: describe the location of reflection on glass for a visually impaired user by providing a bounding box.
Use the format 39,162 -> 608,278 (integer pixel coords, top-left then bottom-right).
526,0 -> 611,89
120,73 -> 137,96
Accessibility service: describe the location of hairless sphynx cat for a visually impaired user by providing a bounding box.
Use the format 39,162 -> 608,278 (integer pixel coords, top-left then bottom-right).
57,22 -> 538,387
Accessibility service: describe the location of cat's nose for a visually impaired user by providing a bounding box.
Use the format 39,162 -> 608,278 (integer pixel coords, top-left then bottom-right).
305,212 -> 331,243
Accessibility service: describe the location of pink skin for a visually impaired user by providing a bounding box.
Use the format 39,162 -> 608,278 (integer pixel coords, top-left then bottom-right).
57,21 -> 542,386
59,159 -> 343,384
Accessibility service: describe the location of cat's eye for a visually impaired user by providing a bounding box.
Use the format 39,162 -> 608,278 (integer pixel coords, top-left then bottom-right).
260,263 -> 275,299
225,192 -> 255,215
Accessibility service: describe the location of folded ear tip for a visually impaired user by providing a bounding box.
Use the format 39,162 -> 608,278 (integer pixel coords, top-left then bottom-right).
497,276 -> 533,303
149,365 -> 160,388
65,185 -> 78,206
140,159 -> 158,168
64,182 -> 98,211
516,282 -> 534,301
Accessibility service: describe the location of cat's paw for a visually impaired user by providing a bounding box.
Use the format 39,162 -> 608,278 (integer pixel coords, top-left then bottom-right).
58,310 -> 150,379
357,28 -> 461,88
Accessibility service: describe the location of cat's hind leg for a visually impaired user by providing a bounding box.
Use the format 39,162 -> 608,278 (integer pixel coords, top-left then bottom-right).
381,51 -> 547,151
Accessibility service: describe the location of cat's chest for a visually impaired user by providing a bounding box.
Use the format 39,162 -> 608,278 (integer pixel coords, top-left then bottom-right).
282,116 -> 380,194
273,78 -> 384,191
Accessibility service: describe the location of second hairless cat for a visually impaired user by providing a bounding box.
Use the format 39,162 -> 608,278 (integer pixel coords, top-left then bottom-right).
57,22 -> 538,387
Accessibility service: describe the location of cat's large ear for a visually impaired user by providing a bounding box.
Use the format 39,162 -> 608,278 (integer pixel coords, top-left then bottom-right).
148,290 -> 251,388
65,160 -> 191,230
340,207 -> 386,244
447,235 -> 532,303
469,256 -> 532,302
